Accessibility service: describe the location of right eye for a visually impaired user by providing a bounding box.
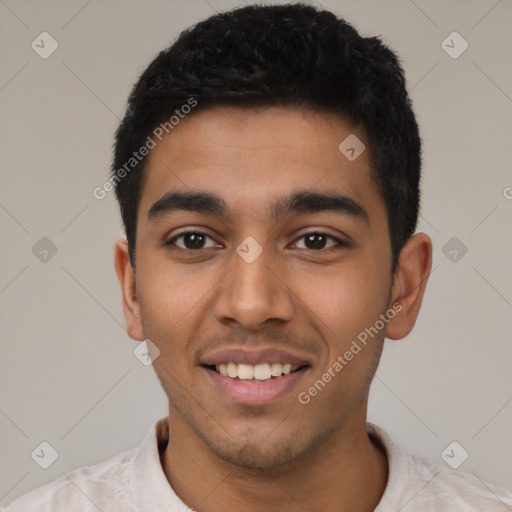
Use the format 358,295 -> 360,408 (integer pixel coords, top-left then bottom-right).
165,231 -> 222,251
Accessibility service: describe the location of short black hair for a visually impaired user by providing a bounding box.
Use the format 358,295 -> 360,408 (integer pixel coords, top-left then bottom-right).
112,2 -> 421,271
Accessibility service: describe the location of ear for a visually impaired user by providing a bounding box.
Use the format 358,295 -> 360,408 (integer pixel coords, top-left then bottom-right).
386,233 -> 432,340
114,239 -> 145,341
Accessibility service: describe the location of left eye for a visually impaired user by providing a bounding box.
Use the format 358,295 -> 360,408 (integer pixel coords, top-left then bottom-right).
292,233 -> 343,250
168,232 -> 220,250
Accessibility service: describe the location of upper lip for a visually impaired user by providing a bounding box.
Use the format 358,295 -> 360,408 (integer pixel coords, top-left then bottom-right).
199,347 -> 313,367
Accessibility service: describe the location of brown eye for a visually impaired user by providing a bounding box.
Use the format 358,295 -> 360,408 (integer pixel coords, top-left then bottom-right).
304,233 -> 327,249
167,232 -> 219,251
293,233 -> 344,250
182,233 -> 207,249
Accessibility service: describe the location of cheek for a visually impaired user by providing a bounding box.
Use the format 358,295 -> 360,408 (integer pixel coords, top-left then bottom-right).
292,258 -> 389,338
288,260 -> 390,395
137,257 -> 218,343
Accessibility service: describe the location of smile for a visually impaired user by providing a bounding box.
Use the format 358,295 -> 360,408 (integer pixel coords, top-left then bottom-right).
212,362 -> 303,381
202,363 -> 310,406
199,347 -> 313,405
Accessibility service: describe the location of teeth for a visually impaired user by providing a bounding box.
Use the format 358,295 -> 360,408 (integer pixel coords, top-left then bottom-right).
254,363 -> 271,380
214,362 -> 302,380
271,363 -> 283,376
237,364 -> 254,379
227,362 -> 238,378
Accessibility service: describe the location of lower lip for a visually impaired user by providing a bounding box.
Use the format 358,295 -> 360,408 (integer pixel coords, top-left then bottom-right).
203,367 -> 308,406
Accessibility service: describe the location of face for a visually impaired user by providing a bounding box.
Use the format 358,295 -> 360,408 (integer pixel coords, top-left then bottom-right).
117,106 -> 421,469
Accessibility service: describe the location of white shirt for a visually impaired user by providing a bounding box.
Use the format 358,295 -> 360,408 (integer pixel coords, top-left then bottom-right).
4,417 -> 511,511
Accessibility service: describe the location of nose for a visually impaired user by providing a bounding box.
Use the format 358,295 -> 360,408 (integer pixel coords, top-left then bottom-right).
213,244 -> 295,330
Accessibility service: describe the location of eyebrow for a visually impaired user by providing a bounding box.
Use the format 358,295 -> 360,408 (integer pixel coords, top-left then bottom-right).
147,190 -> 369,224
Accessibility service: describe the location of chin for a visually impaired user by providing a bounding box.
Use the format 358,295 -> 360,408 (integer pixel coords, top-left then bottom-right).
209,437 -> 301,469
194,419 -> 326,470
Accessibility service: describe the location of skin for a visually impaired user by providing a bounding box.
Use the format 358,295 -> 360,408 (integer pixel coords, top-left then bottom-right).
115,106 -> 432,512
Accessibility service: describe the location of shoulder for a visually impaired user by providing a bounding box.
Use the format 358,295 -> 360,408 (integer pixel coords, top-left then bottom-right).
407,454 -> 512,510
367,423 -> 512,511
3,448 -> 137,512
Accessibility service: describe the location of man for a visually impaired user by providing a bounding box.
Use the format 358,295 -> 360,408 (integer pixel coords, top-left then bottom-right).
5,3 -> 511,511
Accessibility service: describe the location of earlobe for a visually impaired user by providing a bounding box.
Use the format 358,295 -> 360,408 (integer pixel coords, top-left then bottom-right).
114,239 -> 145,341
386,233 -> 432,340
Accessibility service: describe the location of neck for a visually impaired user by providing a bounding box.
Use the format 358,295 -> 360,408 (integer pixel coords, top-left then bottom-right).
161,405 -> 388,512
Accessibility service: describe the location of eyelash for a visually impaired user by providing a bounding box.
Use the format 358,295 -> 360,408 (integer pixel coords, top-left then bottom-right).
165,230 -> 348,252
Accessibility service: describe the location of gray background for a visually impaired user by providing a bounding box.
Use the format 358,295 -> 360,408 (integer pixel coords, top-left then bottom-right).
1,0 -> 511,505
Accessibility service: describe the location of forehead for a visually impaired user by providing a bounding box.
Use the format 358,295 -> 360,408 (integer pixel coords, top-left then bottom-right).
138,106 -> 385,223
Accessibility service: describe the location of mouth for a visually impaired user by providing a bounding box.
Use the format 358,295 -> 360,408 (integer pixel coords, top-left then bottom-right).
199,347 -> 313,405
202,362 -> 308,382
